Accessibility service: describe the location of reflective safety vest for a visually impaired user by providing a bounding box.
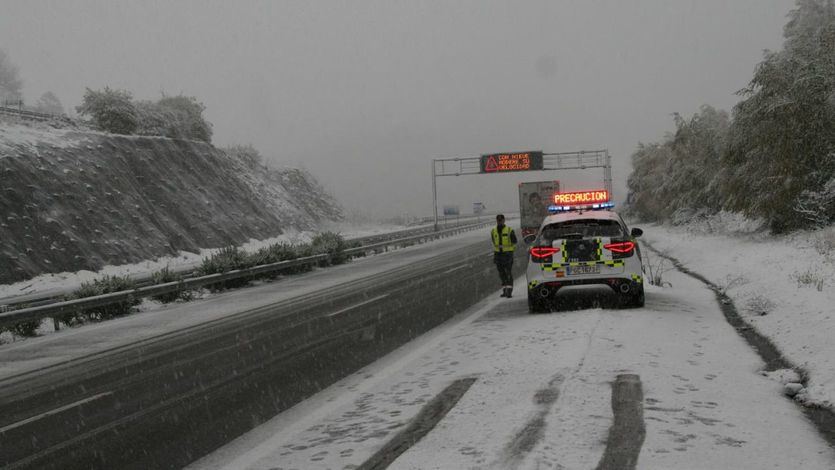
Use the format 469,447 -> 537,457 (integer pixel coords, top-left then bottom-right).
491,225 -> 516,253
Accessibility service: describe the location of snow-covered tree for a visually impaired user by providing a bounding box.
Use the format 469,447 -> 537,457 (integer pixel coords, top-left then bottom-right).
34,91 -> 64,115
626,106 -> 730,222
135,94 -> 213,142
224,144 -> 264,169
0,49 -> 23,103
76,87 -> 138,135
627,142 -> 675,221
135,100 -> 178,137
667,106 -> 730,215
723,0 -> 835,231
156,94 -> 213,143
628,1 -> 835,231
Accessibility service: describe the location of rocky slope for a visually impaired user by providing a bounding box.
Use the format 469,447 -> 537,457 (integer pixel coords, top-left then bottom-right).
0,121 -> 341,284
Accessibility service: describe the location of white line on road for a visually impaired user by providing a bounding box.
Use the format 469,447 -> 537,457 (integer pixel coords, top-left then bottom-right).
443,264 -> 469,274
326,294 -> 390,318
200,281 -> 518,470
0,391 -> 113,434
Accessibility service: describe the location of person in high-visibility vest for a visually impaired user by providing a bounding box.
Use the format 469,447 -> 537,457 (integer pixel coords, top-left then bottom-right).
491,214 -> 517,298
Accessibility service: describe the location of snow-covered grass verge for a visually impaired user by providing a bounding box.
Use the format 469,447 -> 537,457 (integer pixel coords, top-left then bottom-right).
641,219 -> 835,408
0,229 -> 312,301
0,223 -> 407,344
0,120 -> 86,152
0,223 -> 406,302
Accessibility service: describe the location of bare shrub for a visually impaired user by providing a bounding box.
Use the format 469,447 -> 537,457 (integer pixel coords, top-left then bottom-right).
745,294 -> 775,316
812,227 -> 835,258
792,268 -> 825,292
717,274 -> 748,295
646,257 -> 674,287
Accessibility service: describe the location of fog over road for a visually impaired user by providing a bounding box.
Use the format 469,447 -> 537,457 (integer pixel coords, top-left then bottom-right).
0,1 -> 795,217
194,268 -> 834,470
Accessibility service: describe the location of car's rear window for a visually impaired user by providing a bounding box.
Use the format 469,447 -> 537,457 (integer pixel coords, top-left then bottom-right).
539,219 -> 625,244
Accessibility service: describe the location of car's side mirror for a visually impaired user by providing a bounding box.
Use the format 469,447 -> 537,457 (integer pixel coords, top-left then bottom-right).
523,234 -> 537,244
630,227 -> 643,238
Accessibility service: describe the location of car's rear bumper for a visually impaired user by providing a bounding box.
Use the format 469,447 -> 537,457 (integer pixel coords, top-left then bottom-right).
528,275 -> 643,299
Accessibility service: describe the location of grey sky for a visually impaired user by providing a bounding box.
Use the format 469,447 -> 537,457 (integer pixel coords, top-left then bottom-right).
1,0 -> 793,218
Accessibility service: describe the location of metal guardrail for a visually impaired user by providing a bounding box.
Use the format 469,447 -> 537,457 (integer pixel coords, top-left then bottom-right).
0,217 -> 491,313
0,221 -> 490,330
0,106 -> 69,122
348,214 -> 489,244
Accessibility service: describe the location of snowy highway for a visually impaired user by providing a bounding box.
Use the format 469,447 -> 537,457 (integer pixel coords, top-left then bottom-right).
192,268 -> 835,469
0,227 -> 525,469
1,226 -> 833,469
3,1 -> 834,469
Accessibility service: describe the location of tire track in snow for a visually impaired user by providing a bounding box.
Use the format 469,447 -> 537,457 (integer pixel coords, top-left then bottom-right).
356,377 -> 478,470
494,312 -> 604,469
595,374 -> 646,470
496,373 -> 566,469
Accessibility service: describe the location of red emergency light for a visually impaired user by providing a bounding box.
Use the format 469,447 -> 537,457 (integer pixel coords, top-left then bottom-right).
553,190 -> 610,205
604,241 -> 635,254
530,246 -> 560,259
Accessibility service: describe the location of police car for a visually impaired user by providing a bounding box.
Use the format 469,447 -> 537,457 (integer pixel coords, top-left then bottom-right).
525,190 -> 644,313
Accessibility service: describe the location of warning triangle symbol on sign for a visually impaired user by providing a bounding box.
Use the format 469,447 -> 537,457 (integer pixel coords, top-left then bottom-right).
485,156 -> 498,172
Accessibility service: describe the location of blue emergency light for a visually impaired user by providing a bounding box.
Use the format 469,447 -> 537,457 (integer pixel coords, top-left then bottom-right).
548,202 -> 614,213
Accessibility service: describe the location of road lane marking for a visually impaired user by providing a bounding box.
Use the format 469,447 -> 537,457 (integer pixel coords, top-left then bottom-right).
326,294 -> 390,318
443,264 -> 468,274
0,391 -> 113,434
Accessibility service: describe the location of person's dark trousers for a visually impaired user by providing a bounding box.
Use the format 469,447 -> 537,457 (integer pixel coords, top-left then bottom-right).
494,252 -> 514,297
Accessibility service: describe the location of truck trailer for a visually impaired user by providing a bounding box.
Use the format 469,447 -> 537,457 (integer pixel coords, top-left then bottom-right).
518,180 -> 560,238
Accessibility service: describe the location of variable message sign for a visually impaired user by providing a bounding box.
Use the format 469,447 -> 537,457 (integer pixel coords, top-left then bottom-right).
553,190 -> 610,205
479,151 -> 543,173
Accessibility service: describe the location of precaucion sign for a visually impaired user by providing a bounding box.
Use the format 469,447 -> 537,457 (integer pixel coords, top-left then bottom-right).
480,151 -> 544,173
553,190 -> 610,205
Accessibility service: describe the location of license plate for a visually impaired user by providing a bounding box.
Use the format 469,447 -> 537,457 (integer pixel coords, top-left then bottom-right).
568,265 -> 600,275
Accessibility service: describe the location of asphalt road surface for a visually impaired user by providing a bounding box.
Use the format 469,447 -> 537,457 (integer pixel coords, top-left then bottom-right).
3,227 -> 833,469
0,228 -> 525,470
193,266 -> 835,469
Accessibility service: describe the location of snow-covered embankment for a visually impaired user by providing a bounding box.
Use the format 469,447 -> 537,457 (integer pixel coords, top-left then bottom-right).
642,219 -> 835,408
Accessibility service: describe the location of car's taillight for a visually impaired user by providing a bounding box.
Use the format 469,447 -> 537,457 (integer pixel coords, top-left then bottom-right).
530,246 -> 559,263
604,241 -> 635,258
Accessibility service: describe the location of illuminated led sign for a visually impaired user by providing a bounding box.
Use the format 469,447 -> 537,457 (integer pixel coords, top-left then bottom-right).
480,151 -> 544,173
553,190 -> 610,205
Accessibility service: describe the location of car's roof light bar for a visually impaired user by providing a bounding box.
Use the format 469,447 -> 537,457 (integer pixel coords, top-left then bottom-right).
548,202 -> 615,213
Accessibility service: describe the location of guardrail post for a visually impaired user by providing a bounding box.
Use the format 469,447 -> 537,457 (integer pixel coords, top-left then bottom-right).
431,159 -> 439,232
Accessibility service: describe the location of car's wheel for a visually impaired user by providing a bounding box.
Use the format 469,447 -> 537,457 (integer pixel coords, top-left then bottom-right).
528,293 -> 547,313
621,285 -> 645,308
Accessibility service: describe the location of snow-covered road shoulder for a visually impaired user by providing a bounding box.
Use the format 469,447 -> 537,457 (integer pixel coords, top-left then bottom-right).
641,222 -> 835,408
189,268 -> 834,469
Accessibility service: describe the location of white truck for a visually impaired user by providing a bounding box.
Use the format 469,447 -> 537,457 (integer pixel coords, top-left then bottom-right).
518,180 -> 560,238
